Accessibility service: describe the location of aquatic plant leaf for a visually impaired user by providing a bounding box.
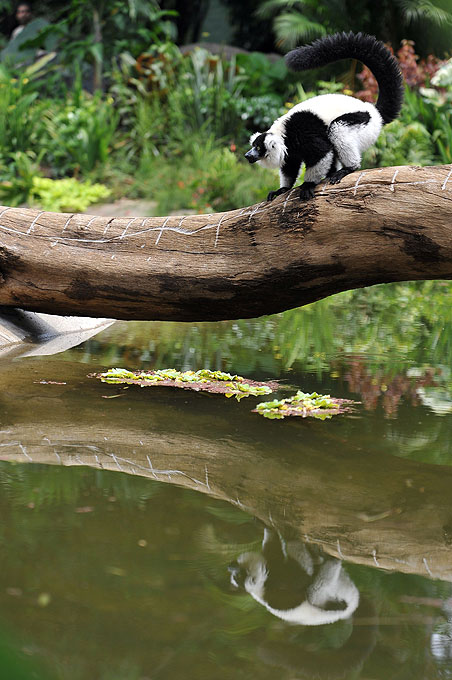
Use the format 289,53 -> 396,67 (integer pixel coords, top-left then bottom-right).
93,368 -> 277,401
254,391 -> 355,419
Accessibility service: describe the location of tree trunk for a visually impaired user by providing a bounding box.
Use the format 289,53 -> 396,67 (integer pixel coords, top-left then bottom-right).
1,164 -> 451,321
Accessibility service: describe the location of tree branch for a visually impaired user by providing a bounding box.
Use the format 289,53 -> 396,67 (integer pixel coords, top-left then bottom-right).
1,164 -> 451,321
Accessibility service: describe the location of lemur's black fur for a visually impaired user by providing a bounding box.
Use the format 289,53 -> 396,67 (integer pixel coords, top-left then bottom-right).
286,32 -> 404,125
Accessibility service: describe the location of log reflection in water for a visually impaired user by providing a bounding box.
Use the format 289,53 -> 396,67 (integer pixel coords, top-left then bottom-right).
1,360 -> 452,582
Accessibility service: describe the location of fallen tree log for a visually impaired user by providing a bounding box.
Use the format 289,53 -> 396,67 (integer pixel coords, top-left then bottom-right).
1,164 -> 452,321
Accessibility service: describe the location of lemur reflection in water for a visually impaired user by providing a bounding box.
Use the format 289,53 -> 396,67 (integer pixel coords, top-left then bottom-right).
228,528 -> 359,626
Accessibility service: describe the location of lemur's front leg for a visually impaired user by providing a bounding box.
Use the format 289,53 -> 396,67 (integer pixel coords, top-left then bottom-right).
266,165 -> 300,202
301,149 -> 335,200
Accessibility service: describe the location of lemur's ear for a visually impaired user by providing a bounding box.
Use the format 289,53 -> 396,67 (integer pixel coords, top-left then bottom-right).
249,132 -> 261,144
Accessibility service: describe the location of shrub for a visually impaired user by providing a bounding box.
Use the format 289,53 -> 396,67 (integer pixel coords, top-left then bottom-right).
0,151 -> 38,207
363,119 -> 435,168
41,91 -> 120,177
30,177 -> 110,212
133,141 -> 275,213
0,68 -> 46,160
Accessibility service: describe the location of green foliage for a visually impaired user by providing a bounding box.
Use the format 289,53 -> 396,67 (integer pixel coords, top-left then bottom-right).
256,0 -> 452,56
363,119 -> 435,168
100,367 -> 248,383
41,92 -> 120,176
397,0 -> 452,28
235,52 -> 294,97
255,390 -> 344,419
257,0 -> 327,48
0,17 -> 52,66
114,45 -> 290,154
402,86 -> 452,164
98,367 -> 274,401
234,94 -> 284,134
30,177 -> 110,212
24,1 -> 177,84
0,151 -> 38,206
133,141 -> 275,214
168,49 -> 246,140
0,68 -> 45,158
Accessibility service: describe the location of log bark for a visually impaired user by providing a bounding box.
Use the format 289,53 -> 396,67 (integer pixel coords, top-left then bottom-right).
1,164 -> 452,321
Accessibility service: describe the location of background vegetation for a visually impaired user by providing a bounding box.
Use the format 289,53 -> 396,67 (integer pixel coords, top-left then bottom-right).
0,0 -> 451,213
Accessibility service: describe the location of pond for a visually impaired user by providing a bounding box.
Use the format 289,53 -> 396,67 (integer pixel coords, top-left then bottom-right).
1,280 -> 452,680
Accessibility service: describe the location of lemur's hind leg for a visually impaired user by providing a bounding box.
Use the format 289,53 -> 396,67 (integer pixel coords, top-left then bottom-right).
327,114 -> 367,185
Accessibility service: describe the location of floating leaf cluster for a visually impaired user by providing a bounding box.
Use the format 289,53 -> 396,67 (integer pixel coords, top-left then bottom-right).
254,391 -> 353,420
96,367 -> 276,401
94,368 -> 355,416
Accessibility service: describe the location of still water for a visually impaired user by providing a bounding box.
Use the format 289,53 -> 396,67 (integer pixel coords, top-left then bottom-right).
1,281 -> 452,680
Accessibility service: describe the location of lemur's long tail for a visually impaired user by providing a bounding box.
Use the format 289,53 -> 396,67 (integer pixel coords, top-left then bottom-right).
285,32 -> 404,124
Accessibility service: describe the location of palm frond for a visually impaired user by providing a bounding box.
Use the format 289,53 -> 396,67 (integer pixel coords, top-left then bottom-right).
396,0 -> 452,25
274,12 -> 327,49
257,0 -> 306,19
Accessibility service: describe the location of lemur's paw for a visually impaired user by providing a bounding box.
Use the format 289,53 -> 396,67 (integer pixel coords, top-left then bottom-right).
266,187 -> 290,202
328,169 -> 352,185
266,191 -> 278,202
298,182 -> 316,200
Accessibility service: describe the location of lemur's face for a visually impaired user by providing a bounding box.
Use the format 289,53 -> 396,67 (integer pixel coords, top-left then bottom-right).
228,552 -> 268,597
245,133 -> 268,163
245,132 -> 286,170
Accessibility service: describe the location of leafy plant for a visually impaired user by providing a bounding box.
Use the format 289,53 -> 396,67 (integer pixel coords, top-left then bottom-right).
0,67 -> 45,157
402,86 -> 452,164
235,51 -> 294,97
234,94 -> 285,135
0,151 -> 39,207
357,40 -> 451,165
21,1 -> 177,90
167,48 -> 247,141
257,0 -> 327,48
257,0 -> 452,54
30,177 -> 110,212
255,390 -> 353,419
96,367 -> 275,401
363,119 -> 435,168
41,91 -> 120,176
133,141 -> 276,213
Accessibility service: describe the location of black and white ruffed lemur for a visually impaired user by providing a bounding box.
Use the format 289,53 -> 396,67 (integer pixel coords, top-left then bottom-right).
244,32 -> 404,201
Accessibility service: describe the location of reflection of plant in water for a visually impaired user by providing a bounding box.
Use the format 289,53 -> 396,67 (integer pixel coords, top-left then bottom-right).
75,281 -> 452,420
79,281 -> 452,377
0,463 -> 161,513
344,359 -> 439,417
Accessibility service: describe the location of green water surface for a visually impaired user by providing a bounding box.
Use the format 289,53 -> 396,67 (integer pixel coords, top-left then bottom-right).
1,281 -> 452,680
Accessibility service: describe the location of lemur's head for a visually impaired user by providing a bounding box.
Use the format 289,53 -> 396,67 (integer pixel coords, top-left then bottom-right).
245,132 -> 285,169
